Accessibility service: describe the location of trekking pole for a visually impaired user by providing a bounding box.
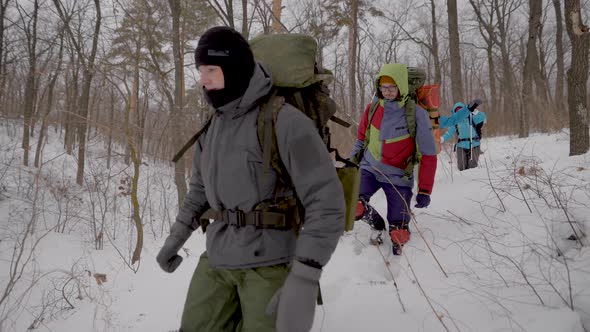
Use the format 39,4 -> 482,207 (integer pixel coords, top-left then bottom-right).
369,169 -> 453,330
401,253 -> 452,332
466,99 -> 481,162
375,244 -> 407,313
469,113 -> 473,161
369,165 -> 448,278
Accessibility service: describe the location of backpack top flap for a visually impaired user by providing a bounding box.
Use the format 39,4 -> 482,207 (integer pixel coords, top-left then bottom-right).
250,34 -> 332,88
407,67 -> 426,98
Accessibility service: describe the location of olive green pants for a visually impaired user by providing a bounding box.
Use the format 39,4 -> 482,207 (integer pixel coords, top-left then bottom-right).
180,253 -> 289,332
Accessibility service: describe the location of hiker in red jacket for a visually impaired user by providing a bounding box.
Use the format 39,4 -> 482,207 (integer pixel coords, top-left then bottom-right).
349,63 -> 437,255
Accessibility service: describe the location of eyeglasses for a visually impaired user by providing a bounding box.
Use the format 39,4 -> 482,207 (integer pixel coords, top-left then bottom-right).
379,85 -> 398,92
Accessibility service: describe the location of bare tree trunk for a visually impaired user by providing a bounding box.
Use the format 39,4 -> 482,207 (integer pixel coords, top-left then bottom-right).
470,0 -> 499,119
21,0 -> 39,167
486,42 -> 497,109
241,0 -> 249,37
131,39 -> 141,163
169,0 -> 188,207
447,0 -> 463,102
536,24 -> 550,104
62,46 -> 80,155
87,74 -> 100,141
226,0 -> 234,28
35,32 -> 64,168
138,87 -> 148,163
0,47 -> 7,111
348,0 -> 358,117
495,0 -> 521,133
53,0 -> 102,185
564,0 -> 589,155
553,0 -> 565,109
271,0 -> 283,33
357,36 -> 365,110
519,0 -> 542,138
180,17 -> 186,98
31,55 -> 56,138
63,67 -> 76,154
533,11 -> 549,104
430,0 -> 441,84
0,0 -> 11,109
75,2 -> 101,185
106,86 -> 114,169
122,95 -> 143,265
129,141 -> 143,265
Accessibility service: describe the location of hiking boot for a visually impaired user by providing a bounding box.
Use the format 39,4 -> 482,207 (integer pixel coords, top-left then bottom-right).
355,200 -> 366,221
356,199 -> 387,244
389,223 -> 410,255
366,213 -> 385,231
389,224 -> 410,245
357,199 -> 386,230
392,243 -> 403,255
365,207 -> 385,231
369,230 -> 384,245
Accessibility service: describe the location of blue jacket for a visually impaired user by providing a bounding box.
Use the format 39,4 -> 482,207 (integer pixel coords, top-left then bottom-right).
441,102 -> 487,149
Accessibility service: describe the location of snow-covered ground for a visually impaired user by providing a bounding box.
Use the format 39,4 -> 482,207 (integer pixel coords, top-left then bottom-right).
1,121 -> 589,332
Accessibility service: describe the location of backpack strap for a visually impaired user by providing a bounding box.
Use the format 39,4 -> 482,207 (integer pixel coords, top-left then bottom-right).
256,94 -> 308,235
365,99 -> 381,145
455,114 -> 481,146
171,114 -> 214,163
257,93 -> 290,185
351,99 -> 380,164
405,99 -> 417,138
403,99 -> 418,179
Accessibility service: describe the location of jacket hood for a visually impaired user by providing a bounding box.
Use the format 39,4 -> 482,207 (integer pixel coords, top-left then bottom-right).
215,62 -> 272,118
453,101 -> 467,112
374,63 -> 409,106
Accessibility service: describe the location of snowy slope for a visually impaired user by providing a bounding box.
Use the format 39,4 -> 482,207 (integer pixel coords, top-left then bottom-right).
0,122 -> 589,332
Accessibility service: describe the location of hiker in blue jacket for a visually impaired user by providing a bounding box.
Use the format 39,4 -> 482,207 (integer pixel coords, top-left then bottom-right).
440,101 -> 487,171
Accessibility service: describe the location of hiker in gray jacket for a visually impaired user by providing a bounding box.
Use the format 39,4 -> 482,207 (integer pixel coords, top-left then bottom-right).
156,26 -> 345,332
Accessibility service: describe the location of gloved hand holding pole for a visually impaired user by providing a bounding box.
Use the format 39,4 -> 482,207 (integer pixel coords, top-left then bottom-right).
467,99 -> 482,112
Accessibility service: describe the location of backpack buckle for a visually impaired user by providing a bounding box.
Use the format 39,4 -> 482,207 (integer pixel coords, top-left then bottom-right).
224,209 -> 245,227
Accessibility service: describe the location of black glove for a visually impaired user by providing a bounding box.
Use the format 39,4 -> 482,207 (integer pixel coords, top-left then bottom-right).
414,193 -> 431,208
467,99 -> 482,112
156,221 -> 192,273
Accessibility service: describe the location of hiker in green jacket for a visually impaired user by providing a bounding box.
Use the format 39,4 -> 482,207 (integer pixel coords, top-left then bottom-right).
156,26 -> 345,332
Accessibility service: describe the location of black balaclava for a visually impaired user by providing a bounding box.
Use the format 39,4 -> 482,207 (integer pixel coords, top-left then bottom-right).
194,26 -> 255,108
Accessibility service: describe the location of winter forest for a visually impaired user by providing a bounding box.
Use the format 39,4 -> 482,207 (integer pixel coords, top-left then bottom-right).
1,0 -> 590,331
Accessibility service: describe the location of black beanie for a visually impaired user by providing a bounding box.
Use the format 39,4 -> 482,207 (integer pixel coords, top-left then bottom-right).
195,26 -> 255,108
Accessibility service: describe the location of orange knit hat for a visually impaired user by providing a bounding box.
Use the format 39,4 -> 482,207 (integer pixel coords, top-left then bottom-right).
379,76 -> 396,85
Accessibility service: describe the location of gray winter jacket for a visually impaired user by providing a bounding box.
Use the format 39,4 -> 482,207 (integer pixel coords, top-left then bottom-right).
174,63 -> 345,269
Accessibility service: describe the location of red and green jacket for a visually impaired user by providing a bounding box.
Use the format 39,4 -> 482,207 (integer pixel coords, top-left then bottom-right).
349,64 -> 437,194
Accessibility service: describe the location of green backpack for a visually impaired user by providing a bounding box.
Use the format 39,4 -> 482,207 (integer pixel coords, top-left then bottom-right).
173,34 -> 360,233
250,33 -> 360,232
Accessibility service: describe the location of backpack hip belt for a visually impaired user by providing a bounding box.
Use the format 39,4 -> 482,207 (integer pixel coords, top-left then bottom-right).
457,138 -> 480,142
200,209 -> 292,228
199,196 -> 299,230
